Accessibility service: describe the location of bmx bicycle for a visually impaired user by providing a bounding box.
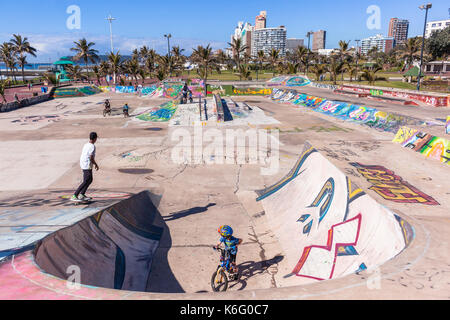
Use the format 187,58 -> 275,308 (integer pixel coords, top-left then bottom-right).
211,246 -> 239,292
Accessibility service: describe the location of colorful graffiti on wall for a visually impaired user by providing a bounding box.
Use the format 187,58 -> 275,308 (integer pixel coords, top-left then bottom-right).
256,142 -> 413,281
53,86 -> 101,98
135,101 -> 178,122
269,88 -> 435,133
163,82 -> 183,98
266,76 -> 311,87
340,84 -> 450,107
232,87 -> 272,96
350,162 -> 439,205
393,126 -> 450,165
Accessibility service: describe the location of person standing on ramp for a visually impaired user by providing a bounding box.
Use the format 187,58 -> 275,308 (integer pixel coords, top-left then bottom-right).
71,132 -> 99,202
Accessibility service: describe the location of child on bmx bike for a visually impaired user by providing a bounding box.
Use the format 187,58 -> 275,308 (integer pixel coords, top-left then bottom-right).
214,225 -> 242,279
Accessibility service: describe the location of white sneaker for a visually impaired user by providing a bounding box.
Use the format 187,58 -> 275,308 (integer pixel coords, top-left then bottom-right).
81,194 -> 92,201
78,194 -> 87,201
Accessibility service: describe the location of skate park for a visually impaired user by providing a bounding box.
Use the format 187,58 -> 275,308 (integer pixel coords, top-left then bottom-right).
0,78 -> 448,300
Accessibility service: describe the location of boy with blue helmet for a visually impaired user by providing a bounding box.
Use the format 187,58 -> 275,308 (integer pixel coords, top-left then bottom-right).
215,225 -> 242,274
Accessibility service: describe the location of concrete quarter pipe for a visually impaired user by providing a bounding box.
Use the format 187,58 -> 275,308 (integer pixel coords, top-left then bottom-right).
256,142 -> 414,282
34,191 -> 163,292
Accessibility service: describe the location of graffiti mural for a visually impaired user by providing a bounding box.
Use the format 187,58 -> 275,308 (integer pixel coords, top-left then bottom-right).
270,88 -> 436,134
163,82 -> 183,98
393,127 -> 450,165
285,76 -> 311,87
350,163 -> 439,205
256,142 -> 411,281
232,87 -> 272,96
53,86 -> 101,98
135,101 -> 178,122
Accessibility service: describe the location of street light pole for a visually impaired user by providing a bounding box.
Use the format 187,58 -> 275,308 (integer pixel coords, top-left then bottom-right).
164,34 -> 172,77
106,15 -> 116,85
417,3 -> 432,91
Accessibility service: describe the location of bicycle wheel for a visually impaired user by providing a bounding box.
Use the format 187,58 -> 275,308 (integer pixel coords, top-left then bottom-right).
211,268 -> 228,292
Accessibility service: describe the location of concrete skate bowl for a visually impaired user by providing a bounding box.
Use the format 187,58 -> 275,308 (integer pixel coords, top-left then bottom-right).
33,191 -> 182,293
53,86 -> 102,98
255,142 -> 414,284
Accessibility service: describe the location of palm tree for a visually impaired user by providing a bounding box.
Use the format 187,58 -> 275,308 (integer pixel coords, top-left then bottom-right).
0,42 -> 17,83
145,49 -> 158,78
360,64 -> 384,85
0,79 -> 9,103
255,50 -> 266,81
268,48 -> 280,76
108,51 -> 122,85
123,58 -> 140,85
328,57 -> 345,85
294,46 -> 308,73
92,65 -> 102,85
228,37 -> 247,71
191,44 -> 215,97
158,54 -> 175,78
310,64 -> 328,81
338,40 -> 351,81
70,39 -> 99,78
347,64 -> 358,82
10,34 -> 37,82
66,65 -> 86,82
99,61 -> 111,85
171,46 -> 185,75
398,37 -> 421,70
238,64 -> 251,80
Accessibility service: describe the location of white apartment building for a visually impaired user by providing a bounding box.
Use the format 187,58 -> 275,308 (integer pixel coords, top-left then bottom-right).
425,19 -> 450,38
251,27 -> 287,57
360,34 -> 395,55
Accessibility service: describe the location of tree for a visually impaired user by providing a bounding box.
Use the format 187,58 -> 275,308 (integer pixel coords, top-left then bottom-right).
228,37 -> 247,71
0,79 -> 9,103
360,64 -> 385,85
108,51 -> 122,85
268,48 -> 280,76
338,40 -> 351,81
123,58 -> 140,85
191,45 -> 216,97
99,61 -> 111,85
328,57 -> 345,85
294,46 -> 309,74
10,34 -> 37,82
238,64 -> 251,80
145,49 -> 158,77
171,46 -> 186,75
92,65 -> 102,85
0,42 -> 17,83
71,39 -> 99,78
310,64 -> 328,81
427,26 -> 450,75
398,37 -> 421,70
66,65 -> 86,82
255,50 -> 266,80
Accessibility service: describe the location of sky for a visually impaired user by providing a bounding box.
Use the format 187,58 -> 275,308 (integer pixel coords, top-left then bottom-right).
0,0 -> 449,62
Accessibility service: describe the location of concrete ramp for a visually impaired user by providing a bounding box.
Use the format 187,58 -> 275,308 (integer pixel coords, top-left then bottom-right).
256,142 -> 414,281
34,191 -> 163,291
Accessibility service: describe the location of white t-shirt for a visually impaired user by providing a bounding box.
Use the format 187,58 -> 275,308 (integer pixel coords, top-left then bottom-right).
80,143 -> 96,170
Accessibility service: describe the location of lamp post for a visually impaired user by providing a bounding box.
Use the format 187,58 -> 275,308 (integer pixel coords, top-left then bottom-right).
417,3 -> 432,91
106,15 -> 116,84
164,34 -> 172,77
306,31 -> 313,75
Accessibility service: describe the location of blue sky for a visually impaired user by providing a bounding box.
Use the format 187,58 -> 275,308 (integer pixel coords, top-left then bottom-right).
0,0 -> 448,62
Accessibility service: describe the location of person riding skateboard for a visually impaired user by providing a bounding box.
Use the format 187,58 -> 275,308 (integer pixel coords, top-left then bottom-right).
71,132 -> 99,202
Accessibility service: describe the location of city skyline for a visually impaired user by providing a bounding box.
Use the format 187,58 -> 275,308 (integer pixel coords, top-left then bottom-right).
0,0 -> 448,61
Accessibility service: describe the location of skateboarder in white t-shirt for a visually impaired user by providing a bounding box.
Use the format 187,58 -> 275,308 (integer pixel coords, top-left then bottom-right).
71,132 -> 99,202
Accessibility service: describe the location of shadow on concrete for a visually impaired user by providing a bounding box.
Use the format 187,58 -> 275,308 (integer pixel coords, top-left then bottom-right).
163,203 -> 216,222
228,255 -> 284,291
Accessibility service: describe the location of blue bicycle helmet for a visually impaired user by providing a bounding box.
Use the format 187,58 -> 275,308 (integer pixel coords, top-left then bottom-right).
218,225 -> 233,237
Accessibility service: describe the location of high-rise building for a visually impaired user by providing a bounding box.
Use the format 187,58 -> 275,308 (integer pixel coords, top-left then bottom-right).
312,30 -> 326,52
286,38 -> 304,53
361,34 -> 395,55
425,19 -> 450,38
255,11 -> 267,30
251,26 -> 287,57
229,22 -> 254,57
388,18 -> 409,45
